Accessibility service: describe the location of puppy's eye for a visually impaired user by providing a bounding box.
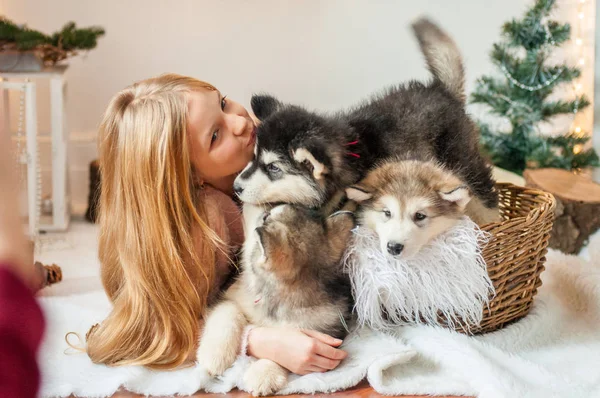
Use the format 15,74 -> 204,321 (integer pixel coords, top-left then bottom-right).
382,208 -> 391,218
266,163 -> 281,174
414,212 -> 427,221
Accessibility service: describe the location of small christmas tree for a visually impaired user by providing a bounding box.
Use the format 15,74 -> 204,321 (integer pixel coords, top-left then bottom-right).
471,0 -> 599,175
0,17 -> 105,65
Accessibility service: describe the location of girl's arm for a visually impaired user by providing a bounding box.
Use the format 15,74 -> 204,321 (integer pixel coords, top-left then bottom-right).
0,266 -> 45,398
0,129 -> 45,398
245,326 -> 348,375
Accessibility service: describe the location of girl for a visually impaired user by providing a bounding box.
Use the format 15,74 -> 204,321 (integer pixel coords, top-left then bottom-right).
85,73 -> 347,375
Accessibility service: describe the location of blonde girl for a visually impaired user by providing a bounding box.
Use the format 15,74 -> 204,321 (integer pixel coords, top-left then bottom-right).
85,73 -> 347,375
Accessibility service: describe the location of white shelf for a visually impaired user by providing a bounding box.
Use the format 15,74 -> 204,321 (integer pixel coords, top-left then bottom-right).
1,68 -> 71,235
0,65 -> 68,78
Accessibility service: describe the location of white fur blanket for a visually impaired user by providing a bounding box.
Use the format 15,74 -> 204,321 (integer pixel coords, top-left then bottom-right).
345,218 -> 494,332
39,231 -> 600,398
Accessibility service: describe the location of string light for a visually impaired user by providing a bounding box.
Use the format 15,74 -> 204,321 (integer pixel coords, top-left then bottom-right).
574,0 -> 586,153
500,19 -> 564,91
570,0 -> 588,140
501,63 -> 563,91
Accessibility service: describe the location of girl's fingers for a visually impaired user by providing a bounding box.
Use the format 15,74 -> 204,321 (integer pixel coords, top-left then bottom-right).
314,340 -> 348,360
302,329 -> 343,346
299,365 -> 328,375
311,354 -> 342,370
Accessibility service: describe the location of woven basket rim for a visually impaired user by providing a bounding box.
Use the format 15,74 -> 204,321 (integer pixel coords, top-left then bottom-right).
440,182 -> 557,335
480,182 -> 556,233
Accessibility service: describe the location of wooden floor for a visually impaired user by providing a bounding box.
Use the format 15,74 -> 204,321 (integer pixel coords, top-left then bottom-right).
95,380 -> 465,398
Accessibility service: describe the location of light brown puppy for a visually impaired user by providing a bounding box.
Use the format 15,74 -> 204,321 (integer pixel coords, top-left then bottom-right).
346,159 -> 492,259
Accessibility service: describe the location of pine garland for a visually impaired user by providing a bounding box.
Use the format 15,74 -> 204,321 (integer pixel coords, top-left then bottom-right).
0,17 -> 105,65
470,0 -> 599,174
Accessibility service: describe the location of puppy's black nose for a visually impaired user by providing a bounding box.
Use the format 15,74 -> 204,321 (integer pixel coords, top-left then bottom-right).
387,242 -> 404,256
233,183 -> 244,195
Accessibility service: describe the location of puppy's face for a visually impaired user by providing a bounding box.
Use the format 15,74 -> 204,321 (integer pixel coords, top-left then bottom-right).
235,148 -> 326,207
233,95 -> 344,207
253,204 -> 354,279
347,161 -> 471,259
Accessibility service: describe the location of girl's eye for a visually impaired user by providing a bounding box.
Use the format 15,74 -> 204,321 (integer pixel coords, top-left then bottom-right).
211,130 -> 219,144
221,95 -> 227,110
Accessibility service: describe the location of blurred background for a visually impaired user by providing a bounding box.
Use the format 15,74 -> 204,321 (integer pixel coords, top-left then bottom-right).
0,0 -> 597,213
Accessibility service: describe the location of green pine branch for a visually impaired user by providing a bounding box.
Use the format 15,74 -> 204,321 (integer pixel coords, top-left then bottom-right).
547,131 -> 591,147
546,21 -> 571,45
535,132 -> 600,170
50,22 -> 105,51
541,95 -> 589,120
502,0 -> 562,50
14,29 -> 49,50
572,149 -> 600,169
502,19 -> 566,50
0,17 -> 22,41
0,17 -> 104,57
528,0 -> 555,17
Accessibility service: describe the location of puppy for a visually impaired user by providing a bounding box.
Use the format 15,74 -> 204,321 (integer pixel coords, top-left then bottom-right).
233,18 -> 499,225
343,159 -> 495,331
196,204 -> 354,396
345,159 -> 473,259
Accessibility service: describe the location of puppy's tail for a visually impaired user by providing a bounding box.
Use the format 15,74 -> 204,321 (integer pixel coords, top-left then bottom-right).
412,17 -> 465,103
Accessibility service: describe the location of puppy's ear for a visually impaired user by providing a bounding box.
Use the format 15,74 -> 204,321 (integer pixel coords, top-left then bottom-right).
254,227 -> 268,265
345,184 -> 372,203
439,184 -> 471,210
291,146 -> 329,181
251,94 -> 283,120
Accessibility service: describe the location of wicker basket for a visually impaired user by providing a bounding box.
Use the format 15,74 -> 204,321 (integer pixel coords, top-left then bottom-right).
464,183 -> 556,334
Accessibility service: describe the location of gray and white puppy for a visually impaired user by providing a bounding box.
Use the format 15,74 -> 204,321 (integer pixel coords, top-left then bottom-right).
196,204 -> 354,396
234,18 -> 498,224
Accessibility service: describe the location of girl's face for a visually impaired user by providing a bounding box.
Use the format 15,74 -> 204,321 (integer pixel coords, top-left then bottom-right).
187,89 -> 257,188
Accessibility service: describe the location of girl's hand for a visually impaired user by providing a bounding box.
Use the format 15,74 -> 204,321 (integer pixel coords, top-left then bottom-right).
246,326 -> 348,375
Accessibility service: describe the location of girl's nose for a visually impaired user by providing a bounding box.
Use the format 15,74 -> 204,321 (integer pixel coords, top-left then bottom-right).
226,114 -> 247,136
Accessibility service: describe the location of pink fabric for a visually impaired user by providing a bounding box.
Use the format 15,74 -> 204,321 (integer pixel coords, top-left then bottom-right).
0,266 -> 45,398
199,185 -> 244,297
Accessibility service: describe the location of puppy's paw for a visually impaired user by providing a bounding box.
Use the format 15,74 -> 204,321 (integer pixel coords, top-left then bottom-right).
196,301 -> 246,377
196,339 -> 238,377
243,359 -> 288,396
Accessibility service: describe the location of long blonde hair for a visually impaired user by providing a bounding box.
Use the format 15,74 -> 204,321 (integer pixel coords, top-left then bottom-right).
85,74 -> 226,369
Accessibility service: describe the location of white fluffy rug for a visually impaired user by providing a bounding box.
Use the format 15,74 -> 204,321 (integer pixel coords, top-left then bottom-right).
38,228 -> 600,398
344,218 -> 493,332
